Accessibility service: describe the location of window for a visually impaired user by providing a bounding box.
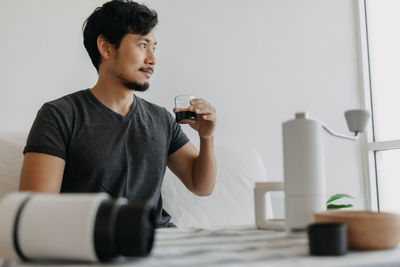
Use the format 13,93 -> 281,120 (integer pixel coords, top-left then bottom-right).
359,0 -> 400,212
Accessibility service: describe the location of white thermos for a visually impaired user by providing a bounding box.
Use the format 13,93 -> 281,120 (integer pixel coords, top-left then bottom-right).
0,193 -> 156,263
282,112 -> 326,232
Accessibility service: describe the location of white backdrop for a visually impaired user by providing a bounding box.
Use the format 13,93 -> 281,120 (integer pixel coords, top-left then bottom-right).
0,0 -> 365,207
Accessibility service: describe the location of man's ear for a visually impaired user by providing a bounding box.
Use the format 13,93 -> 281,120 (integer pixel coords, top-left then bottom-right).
97,35 -> 114,60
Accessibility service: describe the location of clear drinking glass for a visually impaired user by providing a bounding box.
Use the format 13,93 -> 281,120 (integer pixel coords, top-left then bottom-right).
175,95 -> 197,124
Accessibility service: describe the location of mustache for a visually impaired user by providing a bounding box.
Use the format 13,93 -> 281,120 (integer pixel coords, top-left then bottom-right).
139,67 -> 154,74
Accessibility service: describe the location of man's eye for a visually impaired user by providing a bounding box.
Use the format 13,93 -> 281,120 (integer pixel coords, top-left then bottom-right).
140,43 -> 146,48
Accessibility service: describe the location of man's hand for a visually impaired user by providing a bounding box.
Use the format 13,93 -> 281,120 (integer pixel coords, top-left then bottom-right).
189,98 -> 216,138
174,98 -> 216,138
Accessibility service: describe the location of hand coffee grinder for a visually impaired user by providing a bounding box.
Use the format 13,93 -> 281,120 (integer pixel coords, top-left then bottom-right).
282,110 -> 370,232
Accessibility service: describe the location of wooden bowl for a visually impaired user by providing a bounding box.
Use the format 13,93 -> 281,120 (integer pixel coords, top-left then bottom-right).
314,210 -> 400,250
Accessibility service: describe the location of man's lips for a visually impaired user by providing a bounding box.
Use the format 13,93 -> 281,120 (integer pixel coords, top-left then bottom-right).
139,67 -> 154,77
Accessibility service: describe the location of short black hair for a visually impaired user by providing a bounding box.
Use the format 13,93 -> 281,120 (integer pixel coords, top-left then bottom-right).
83,0 -> 158,71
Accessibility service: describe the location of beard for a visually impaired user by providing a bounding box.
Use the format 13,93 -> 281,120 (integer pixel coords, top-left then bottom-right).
118,74 -> 150,92
122,81 -> 149,92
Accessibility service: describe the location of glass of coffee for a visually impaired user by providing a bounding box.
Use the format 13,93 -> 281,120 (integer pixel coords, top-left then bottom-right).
175,95 -> 197,124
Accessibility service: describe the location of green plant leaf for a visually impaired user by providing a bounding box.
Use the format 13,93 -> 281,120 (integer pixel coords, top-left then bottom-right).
326,193 -> 354,204
327,204 -> 353,209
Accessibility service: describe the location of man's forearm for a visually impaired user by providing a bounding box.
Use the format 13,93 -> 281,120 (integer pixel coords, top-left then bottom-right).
192,136 -> 217,196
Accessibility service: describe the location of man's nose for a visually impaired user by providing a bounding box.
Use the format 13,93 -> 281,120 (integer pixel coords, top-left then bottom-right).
145,50 -> 156,66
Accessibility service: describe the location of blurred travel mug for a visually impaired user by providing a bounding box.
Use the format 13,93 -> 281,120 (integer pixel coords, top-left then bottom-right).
0,193 -> 155,263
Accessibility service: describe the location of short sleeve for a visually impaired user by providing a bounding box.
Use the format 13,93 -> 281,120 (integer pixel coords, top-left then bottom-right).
23,104 -> 70,160
167,111 -> 189,155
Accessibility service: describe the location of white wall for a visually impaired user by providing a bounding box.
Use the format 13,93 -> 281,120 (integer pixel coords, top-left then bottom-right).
0,1 -> 365,207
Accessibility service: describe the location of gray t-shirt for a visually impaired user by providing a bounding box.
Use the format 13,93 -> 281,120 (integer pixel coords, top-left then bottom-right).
23,89 -> 189,227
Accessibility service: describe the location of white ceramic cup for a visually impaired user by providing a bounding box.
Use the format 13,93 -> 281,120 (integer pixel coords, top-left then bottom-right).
254,181 -> 285,230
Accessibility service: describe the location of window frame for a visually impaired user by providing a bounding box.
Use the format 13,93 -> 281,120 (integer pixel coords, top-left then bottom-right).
356,0 -> 400,211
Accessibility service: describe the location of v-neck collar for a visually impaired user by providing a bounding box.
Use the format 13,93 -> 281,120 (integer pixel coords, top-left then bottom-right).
84,89 -> 138,122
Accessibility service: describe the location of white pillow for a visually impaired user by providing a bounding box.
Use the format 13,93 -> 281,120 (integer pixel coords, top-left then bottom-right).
161,144 -> 269,228
0,133 -> 27,199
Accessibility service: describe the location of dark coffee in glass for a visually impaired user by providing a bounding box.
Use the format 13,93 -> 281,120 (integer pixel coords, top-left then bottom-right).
176,109 -> 197,124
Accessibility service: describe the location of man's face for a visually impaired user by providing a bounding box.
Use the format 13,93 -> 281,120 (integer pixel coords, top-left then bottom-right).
109,31 -> 157,91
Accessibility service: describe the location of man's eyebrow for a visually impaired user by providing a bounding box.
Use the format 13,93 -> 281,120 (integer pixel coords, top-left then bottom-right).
138,37 -> 157,45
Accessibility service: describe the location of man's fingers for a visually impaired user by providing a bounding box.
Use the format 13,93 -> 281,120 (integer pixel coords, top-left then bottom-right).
202,114 -> 216,121
190,102 -> 215,114
190,98 -> 206,105
186,98 -> 217,121
193,106 -> 215,115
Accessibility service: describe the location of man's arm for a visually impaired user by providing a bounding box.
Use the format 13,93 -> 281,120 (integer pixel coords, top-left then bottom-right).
19,152 -> 65,193
168,98 -> 217,196
167,137 -> 216,196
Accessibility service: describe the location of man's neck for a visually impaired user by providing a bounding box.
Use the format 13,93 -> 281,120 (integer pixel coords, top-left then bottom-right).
90,75 -> 134,117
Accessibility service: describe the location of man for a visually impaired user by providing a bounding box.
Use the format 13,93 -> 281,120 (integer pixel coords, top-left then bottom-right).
19,0 -> 217,228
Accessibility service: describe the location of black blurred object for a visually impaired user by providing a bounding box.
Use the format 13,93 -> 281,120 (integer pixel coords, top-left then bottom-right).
94,199 -> 155,261
307,223 -> 347,256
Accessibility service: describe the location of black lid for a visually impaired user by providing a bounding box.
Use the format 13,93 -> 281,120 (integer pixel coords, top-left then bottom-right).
94,199 -> 156,261
116,201 -> 156,257
94,199 -> 123,261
